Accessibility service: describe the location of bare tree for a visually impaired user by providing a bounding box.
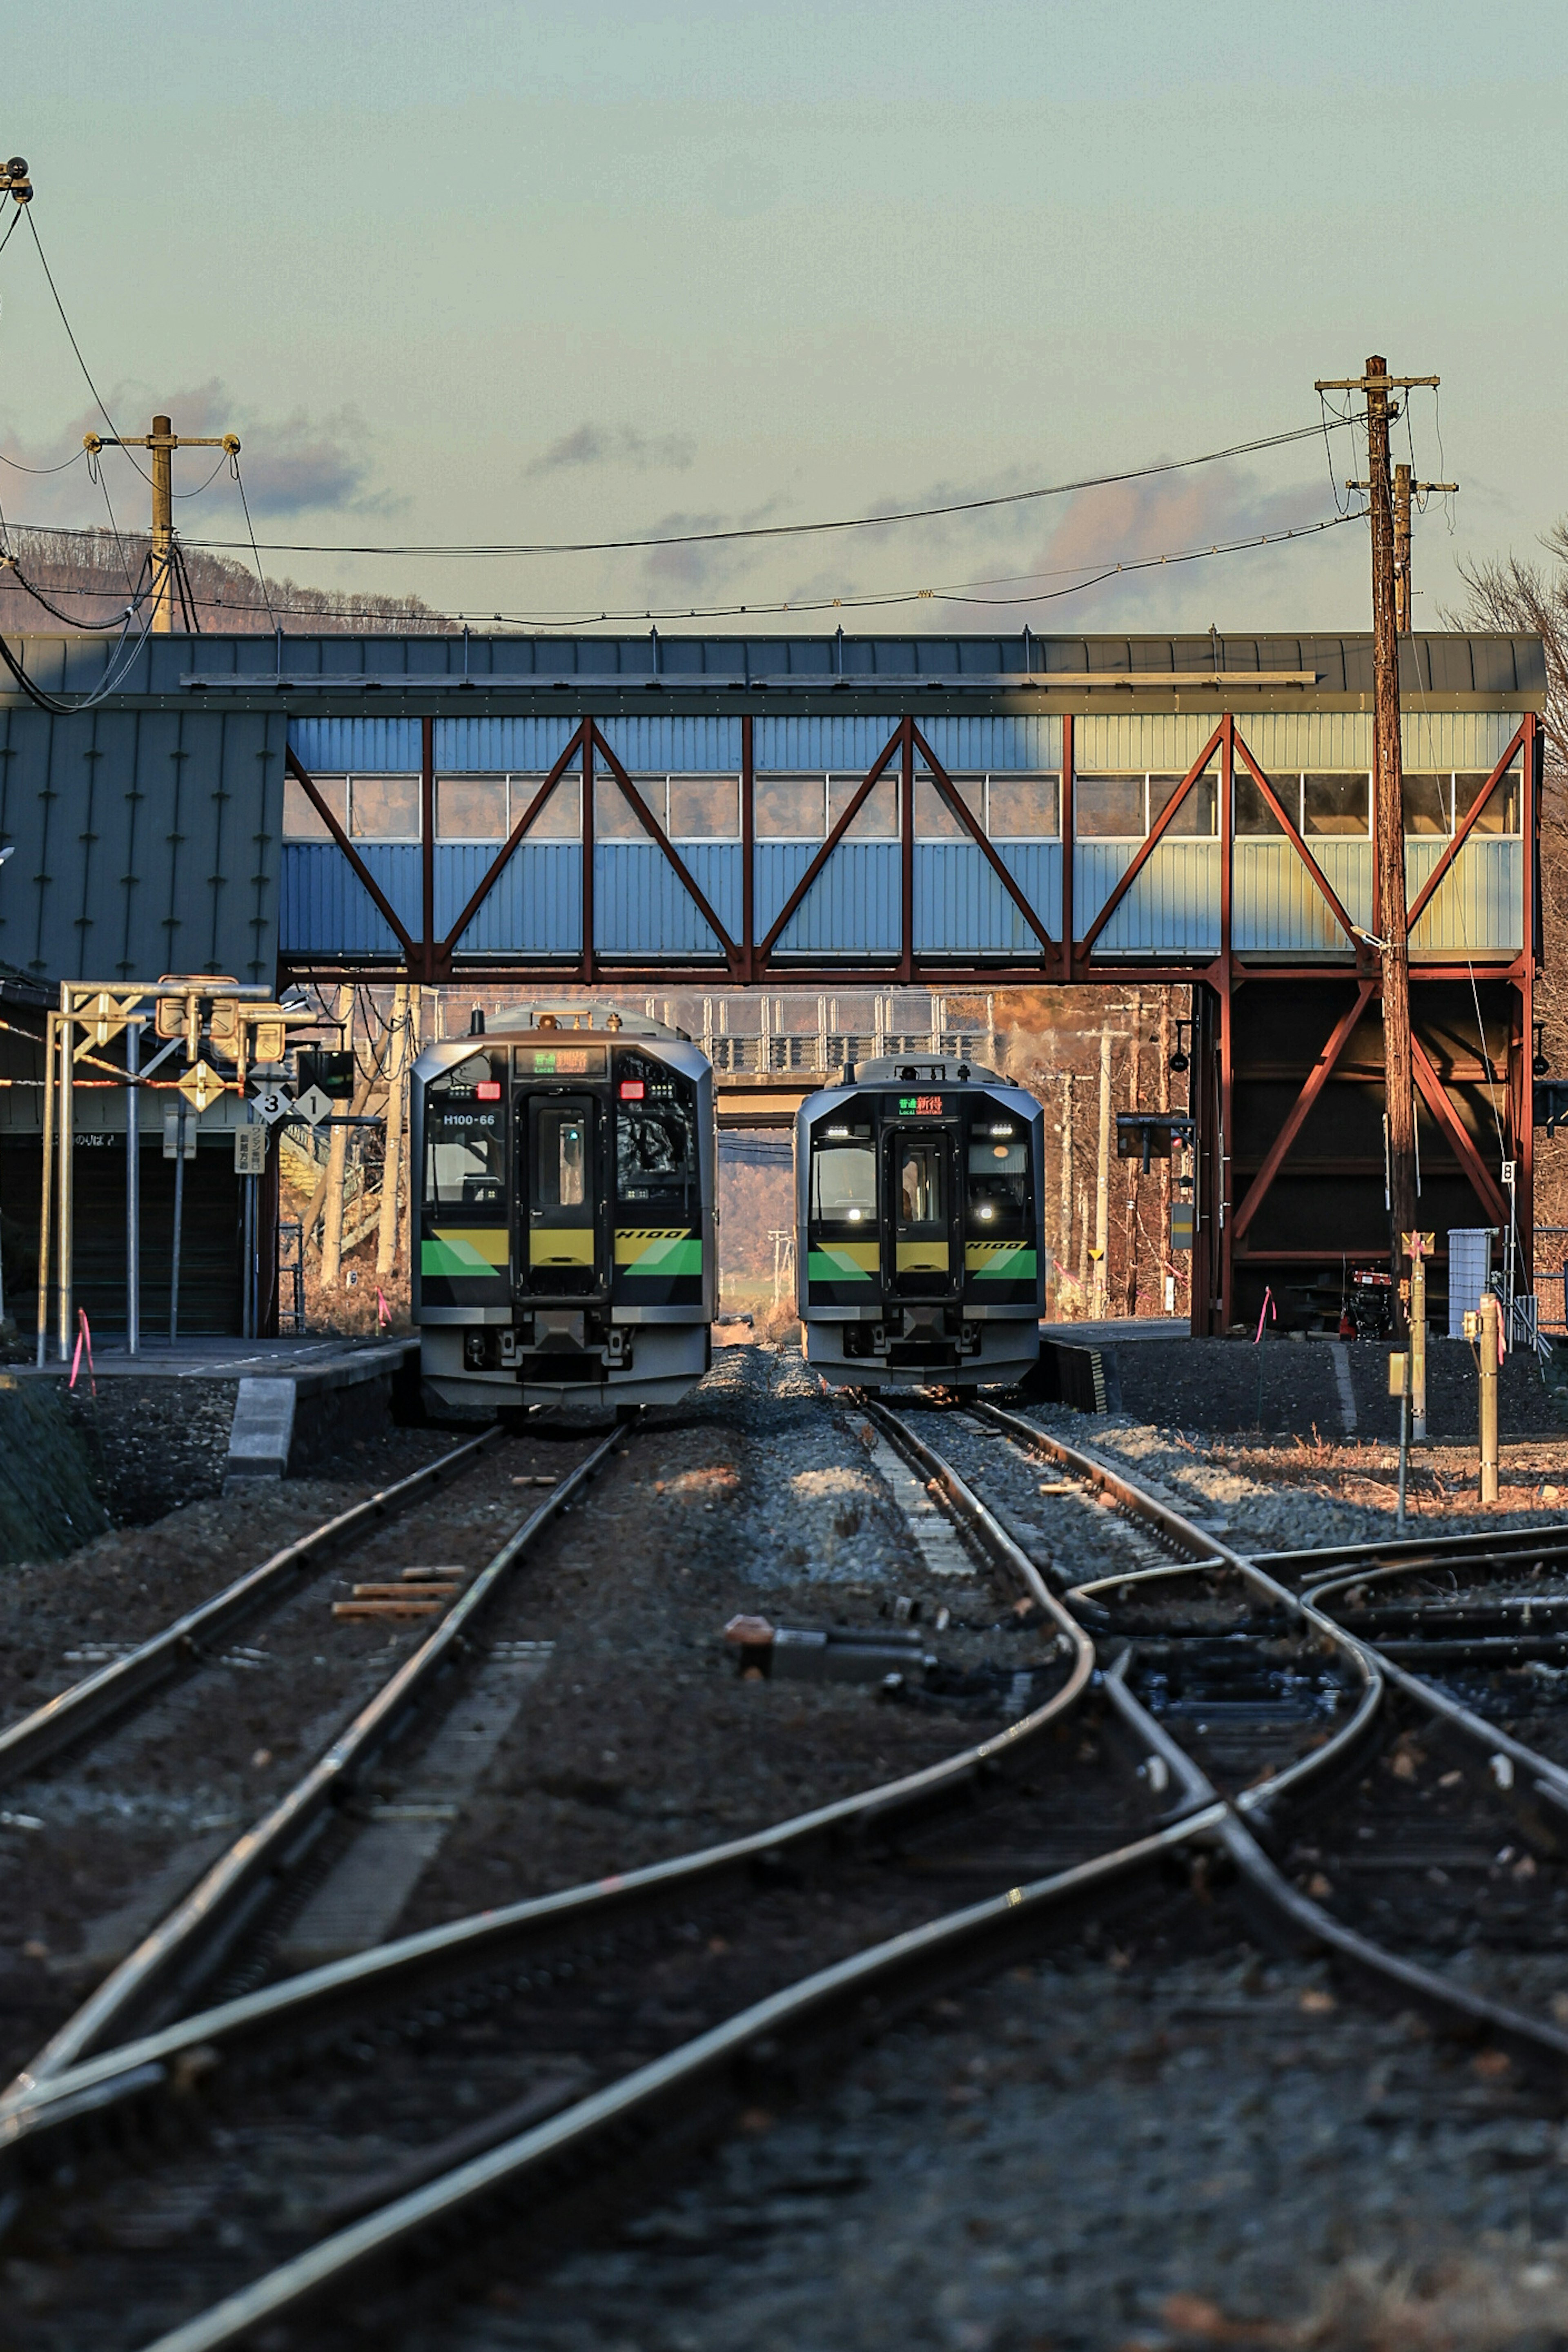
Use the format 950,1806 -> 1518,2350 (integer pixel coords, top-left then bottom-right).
0,524 -> 452,634
1451,528 -> 1568,775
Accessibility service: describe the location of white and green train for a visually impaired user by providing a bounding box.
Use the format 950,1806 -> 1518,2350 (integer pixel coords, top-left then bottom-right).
413,1005 -> 715,1416
796,1058 -> 1044,1392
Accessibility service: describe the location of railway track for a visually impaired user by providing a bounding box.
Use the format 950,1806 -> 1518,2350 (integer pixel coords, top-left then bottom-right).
6,1430 -> 623,2099
7,1376 -> 1568,2348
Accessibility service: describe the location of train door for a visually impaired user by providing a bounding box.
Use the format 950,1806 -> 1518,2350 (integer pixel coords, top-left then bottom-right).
884,1121 -> 960,1298
524,1094 -> 603,1294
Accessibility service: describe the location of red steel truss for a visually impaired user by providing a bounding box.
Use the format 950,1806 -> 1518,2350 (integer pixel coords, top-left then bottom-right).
284,708 -> 1543,1333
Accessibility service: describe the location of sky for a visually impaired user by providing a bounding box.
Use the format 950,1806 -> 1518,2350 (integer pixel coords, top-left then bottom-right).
2,0 -> 1564,637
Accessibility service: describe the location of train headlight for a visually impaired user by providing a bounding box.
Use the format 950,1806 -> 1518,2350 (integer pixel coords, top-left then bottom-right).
978,1205 -> 994,1221
847,1208 -> 863,1221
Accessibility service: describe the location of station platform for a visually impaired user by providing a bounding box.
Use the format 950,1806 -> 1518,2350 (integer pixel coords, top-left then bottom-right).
9,1336 -> 419,1498
1041,1317 -> 1189,1347
15,1335 -> 416,1384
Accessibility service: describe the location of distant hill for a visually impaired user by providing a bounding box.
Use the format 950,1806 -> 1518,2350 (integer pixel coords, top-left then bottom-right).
0,523 -> 450,634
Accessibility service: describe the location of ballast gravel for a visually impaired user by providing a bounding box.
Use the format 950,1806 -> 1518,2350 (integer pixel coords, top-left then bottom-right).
422,1939 -> 1568,2352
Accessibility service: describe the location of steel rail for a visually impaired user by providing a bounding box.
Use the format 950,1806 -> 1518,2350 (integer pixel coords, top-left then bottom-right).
961,1400 -> 1568,1855
129,1810 -> 1223,2352
1256,1519 -> 1568,1579
1100,1663 -> 1568,2086
9,1429 -> 618,2094
24,1407 -> 1568,2352
0,1428 -> 502,1791
0,1409 -> 1098,2161
103,1416 -> 1568,2352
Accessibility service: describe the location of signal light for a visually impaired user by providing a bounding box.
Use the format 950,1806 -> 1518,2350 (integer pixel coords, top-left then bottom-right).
475,1081 -> 501,1100
619,1079 -> 645,1100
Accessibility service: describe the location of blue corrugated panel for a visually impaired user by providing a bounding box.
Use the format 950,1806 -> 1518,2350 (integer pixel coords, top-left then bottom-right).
593,844 -> 740,955
595,716 -> 744,774
434,717 -> 582,772
1082,844 -> 1221,957
1409,840 -> 1521,954
288,719 -> 421,772
436,844 -> 581,955
763,842 -> 902,956
755,716 -> 908,773
914,844 -> 1059,953
915,715 -> 1062,772
1232,842 -> 1371,953
0,706 -> 283,985
279,844 -> 421,955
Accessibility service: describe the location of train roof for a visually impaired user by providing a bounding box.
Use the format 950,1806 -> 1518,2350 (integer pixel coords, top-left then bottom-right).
483,1002 -> 691,1042
830,1056 -> 1006,1086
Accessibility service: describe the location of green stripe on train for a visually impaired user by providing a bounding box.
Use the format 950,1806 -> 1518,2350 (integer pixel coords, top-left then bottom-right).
808,1246 -> 876,1282
965,1244 -> 1038,1280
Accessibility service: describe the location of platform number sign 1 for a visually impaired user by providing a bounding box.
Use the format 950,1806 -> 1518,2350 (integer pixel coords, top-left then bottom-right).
234,1125 -> 267,1176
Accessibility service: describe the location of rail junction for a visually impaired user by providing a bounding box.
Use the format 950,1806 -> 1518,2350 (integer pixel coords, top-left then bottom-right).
4,1352 -> 1568,2348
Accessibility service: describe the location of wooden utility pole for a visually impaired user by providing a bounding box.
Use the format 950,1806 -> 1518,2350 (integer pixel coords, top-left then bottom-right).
318,984 -> 356,1291
1059,1074 -> 1075,1305
1092,1023 -> 1111,1319
376,984 -> 411,1280
82,414 -> 240,632
1316,356 -> 1441,1328
1123,991 -> 1142,1317
1346,461 -> 1459,633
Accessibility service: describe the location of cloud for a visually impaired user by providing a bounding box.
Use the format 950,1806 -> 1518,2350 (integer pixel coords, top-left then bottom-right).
526,422 -> 698,479
0,379 -> 402,527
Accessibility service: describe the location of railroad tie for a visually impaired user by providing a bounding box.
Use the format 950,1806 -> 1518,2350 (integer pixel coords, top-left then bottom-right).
330,1565 -> 470,1621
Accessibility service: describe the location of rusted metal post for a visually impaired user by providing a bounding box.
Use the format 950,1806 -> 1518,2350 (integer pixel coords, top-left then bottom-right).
899,717 -> 915,984
581,722 -> 596,984
741,712 -> 755,982
420,715 -> 437,984
35,1011 -> 55,1367
57,992 -> 73,1362
1478,1289 -> 1501,1503
1060,713 -> 1074,981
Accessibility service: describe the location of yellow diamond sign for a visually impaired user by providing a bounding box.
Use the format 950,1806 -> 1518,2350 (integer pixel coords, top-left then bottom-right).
74,990 -> 138,1058
177,1060 -> 225,1115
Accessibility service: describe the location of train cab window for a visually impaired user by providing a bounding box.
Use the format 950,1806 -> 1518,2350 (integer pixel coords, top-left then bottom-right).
967,1121 -> 1029,1233
423,1058 -> 507,1210
536,1108 -> 588,1208
811,1128 -> 875,1225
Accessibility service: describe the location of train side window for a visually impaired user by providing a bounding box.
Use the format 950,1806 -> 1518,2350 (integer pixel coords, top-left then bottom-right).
536,1108 -> 589,1209
811,1136 -> 875,1224
898,1139 -> 945,1227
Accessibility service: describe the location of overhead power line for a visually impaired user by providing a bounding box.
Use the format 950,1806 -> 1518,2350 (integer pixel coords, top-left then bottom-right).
0,506 -> 1361,635
166,417 -> 1365,563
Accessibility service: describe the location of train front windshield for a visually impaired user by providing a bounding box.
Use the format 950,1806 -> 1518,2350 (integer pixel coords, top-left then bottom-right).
616,1096 -> 698,1218
423,1055 -> 506,1210
811,1134 -> 875,1224
966,1117 -> 1030,1237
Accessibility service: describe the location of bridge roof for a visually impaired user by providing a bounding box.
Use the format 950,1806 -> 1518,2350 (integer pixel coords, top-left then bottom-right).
0,630 -> 1545,716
